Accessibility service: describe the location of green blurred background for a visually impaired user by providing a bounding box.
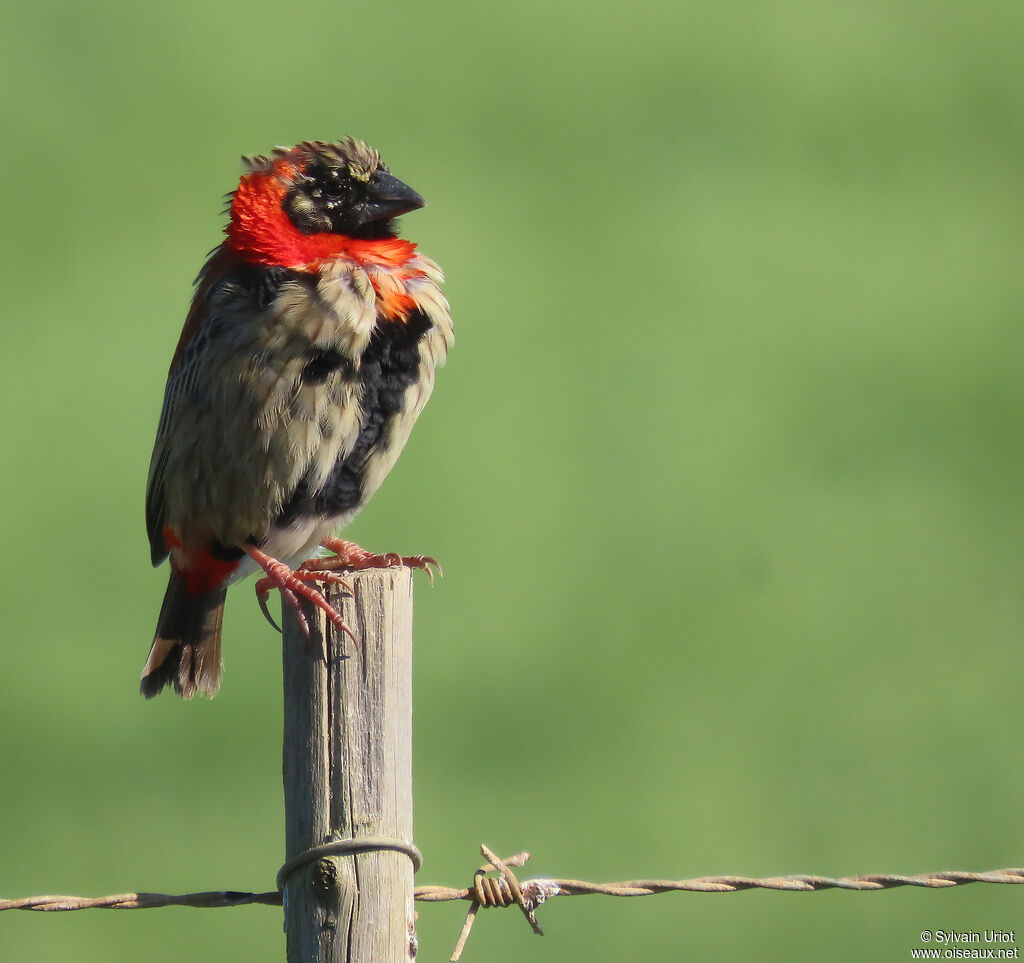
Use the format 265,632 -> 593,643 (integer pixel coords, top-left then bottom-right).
2,1 -> 1022,960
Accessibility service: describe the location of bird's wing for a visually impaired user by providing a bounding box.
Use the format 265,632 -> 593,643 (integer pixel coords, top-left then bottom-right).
145,247 -> 242,565
145,255 -> 377,563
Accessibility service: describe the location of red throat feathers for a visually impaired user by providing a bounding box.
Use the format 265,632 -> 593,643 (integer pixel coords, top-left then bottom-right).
226,160 -> 420,273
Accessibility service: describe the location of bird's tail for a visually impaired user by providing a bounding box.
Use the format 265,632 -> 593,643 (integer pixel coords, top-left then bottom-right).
141,571 -> 227,699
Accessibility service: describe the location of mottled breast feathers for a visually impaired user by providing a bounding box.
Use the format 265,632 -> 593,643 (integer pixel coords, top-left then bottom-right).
145,246 -> 453,569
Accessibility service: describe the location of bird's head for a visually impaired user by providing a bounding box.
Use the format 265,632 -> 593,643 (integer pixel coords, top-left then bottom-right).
226,138 -> 425,271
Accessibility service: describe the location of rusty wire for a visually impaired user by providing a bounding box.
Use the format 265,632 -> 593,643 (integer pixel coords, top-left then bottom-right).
0,891 -> 281,911
3,848 -> 1023,962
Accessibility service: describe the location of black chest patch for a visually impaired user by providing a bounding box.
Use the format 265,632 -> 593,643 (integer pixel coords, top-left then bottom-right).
275,309 -> 433,525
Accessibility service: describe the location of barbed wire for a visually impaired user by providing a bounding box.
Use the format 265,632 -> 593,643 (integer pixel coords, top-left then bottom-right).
4,846 -> 1023,962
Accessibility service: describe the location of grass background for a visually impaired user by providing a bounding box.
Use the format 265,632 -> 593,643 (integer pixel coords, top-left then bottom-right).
2,1 -> 1022,960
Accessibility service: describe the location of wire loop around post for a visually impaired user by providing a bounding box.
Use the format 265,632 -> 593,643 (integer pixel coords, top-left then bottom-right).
276,837 -> 423,892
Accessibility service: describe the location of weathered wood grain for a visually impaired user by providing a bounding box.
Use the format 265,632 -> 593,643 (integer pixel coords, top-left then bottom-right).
282,567 -> 416,962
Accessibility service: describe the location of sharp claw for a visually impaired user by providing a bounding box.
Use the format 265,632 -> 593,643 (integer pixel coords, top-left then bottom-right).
335,619 -> 359,646
419,561 -> 436,587
404,554 -> 441,585
258,591 -> 283,633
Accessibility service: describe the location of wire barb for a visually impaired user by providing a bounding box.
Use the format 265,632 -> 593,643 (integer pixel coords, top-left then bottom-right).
449,846 -> 544,962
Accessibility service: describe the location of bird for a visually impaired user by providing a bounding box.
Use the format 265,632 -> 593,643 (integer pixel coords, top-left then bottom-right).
141,138 -> 453,699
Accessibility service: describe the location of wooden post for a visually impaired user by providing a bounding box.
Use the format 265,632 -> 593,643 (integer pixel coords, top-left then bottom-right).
281,567 -> 417,963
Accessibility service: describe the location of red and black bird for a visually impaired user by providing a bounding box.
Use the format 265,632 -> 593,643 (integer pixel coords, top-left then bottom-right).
142,138 -> 453,698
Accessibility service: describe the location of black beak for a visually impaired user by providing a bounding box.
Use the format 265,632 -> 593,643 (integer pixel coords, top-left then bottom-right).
358,171 -> 426,225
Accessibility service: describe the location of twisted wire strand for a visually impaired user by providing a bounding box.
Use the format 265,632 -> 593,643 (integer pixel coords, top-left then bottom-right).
428,859 -> 1024,962
1,891 -> 282,911
4,867 -> 1022,913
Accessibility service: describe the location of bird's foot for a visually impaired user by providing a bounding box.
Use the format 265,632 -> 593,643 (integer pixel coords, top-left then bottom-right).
246,544 -> 356,645
304,536 -> 442,586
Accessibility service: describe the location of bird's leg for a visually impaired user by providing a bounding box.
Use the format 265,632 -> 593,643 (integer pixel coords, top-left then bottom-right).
246,544 -> 357,645
301,536 -> 442,586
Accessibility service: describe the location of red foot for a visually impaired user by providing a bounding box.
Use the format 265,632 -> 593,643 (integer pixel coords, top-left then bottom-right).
303,537 -> 442,586
246,545 -> 356,645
